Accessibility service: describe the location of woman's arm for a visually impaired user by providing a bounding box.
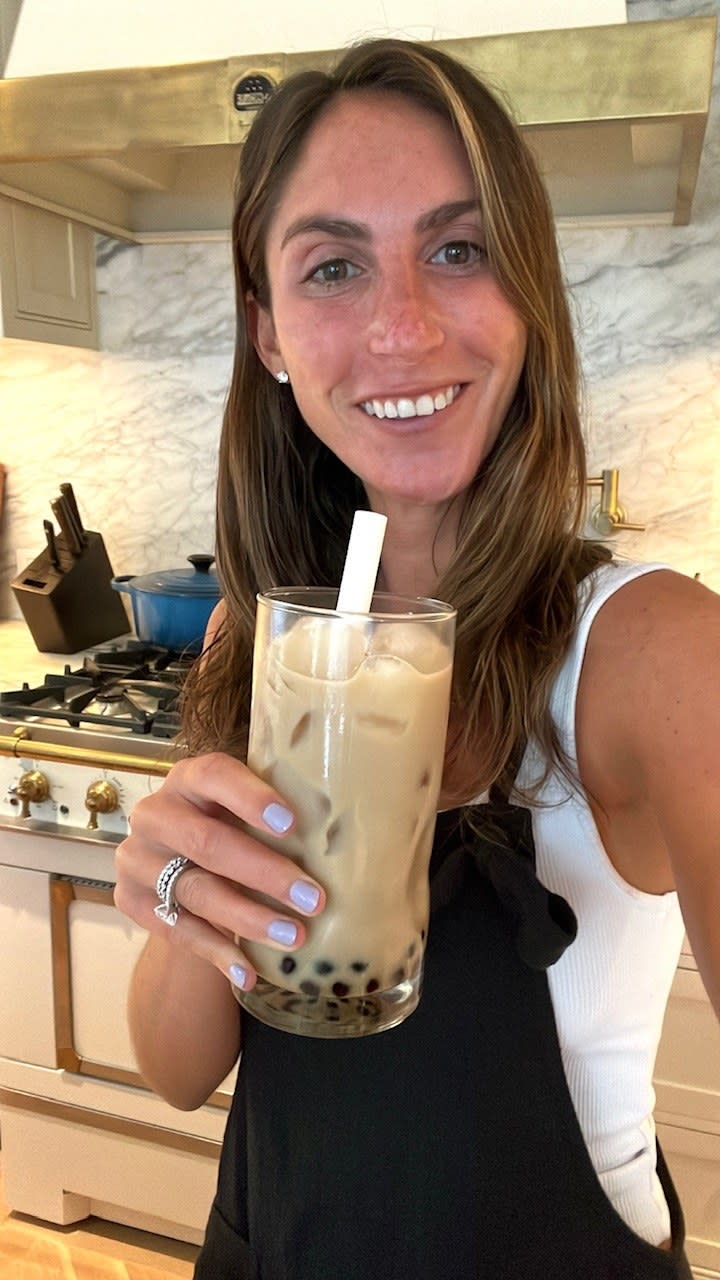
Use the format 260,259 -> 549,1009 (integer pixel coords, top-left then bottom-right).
124,601 -> 239,1111
577,568 -> 720,1018
116,602 -> 326,1109
127,934 -> 241,1111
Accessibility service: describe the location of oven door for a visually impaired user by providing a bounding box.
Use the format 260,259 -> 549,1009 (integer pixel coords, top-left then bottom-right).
0,830 -> 235,1240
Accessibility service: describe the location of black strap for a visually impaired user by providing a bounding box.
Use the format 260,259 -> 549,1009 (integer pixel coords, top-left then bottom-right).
431,801 -> 577,970
477,800 -> 578,968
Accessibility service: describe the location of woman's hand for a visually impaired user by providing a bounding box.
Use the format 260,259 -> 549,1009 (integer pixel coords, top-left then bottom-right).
114,752 -> 326,992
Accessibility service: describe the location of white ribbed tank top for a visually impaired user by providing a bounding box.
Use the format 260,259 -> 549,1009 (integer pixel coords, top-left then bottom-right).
514,560 -> 686,1246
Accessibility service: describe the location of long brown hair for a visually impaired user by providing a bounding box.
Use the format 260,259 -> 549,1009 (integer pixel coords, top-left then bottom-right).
181,37 -> 610,798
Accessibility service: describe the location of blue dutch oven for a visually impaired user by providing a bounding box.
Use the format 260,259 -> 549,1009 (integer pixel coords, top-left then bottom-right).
112,554 -> 221,653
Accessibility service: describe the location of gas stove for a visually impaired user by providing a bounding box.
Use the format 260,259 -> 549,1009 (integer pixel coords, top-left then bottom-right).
0,641 -> 185,841
0,640 -> 194,739
0,637 -> 231,1245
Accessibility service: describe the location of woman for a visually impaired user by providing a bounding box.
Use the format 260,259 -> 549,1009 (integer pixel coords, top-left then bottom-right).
114,37 -> 720,1280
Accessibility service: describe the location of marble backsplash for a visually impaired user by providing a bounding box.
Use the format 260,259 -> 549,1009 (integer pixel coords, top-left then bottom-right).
0,0 -> 718,625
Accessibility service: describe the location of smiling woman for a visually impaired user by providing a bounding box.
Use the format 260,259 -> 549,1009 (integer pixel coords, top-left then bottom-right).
248,91 -> 527,518
111,33 -> 720,1280
198,38 -> 597,788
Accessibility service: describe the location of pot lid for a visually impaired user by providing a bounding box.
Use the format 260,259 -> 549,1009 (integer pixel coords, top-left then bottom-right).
131,554 -> 220,597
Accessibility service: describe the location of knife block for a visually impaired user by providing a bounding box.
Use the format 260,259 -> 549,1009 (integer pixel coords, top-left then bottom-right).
11,530 -> 131,653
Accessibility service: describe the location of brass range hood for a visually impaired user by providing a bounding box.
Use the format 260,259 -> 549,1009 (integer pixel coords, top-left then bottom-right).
0,16 -> 716,242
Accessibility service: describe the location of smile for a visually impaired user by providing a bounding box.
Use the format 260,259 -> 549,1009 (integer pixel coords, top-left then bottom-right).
360,384 -> 461,420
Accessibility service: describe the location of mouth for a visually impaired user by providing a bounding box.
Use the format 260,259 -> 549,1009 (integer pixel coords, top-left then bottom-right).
359,383 -> 462,421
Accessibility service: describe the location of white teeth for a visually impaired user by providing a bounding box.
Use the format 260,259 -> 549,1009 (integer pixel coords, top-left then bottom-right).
361,384 -> 460,420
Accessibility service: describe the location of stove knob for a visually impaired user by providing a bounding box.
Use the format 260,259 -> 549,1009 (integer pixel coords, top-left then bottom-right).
15,769 -> 51,818
85,780 -> 120,830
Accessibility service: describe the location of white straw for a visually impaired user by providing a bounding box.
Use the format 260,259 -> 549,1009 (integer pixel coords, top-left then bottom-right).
336,510 -> 388,612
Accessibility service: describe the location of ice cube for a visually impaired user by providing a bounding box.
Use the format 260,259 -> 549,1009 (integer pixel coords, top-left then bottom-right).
290,711 -> 312,747
370,621 -> 450,674
325,814 -> 346,854
247,713 -> 275,772
356,711 -> 407,736
278,616 -> 368,680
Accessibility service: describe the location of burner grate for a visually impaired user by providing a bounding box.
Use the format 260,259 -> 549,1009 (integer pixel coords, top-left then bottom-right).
0,644 -> 188,736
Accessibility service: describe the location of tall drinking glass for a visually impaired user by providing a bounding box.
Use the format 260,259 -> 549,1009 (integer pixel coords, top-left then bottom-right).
233,588 -> 456,1038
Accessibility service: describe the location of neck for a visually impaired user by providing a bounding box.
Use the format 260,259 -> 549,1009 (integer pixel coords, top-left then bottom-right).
366,492 -> 461,598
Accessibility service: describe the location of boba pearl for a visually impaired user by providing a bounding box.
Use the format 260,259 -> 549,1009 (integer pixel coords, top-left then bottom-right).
351,960 -> 368,972
332,982 -> 350,997
366,978 -> 380,993
280,956 -> 296,975
314,959 -> 334,975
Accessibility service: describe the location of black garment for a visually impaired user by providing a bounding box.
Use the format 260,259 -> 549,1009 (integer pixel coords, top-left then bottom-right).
194,803 -> 692,1279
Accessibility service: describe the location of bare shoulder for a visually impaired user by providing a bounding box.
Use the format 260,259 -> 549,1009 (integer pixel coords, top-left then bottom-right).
578,567 -> 720,795
582,567 -> 718,730
587,565 -> 719,647
577,567 -> 720,1016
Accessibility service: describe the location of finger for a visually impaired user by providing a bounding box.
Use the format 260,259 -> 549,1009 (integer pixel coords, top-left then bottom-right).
115,836 -> 316,956
126,790 -> 325,918
158,857 -> 311,952
165,753 -> 298,838
112,870 -> 258,990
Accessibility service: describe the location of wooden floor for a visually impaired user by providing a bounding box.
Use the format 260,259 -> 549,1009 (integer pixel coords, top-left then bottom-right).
0,1162 -> 200,1278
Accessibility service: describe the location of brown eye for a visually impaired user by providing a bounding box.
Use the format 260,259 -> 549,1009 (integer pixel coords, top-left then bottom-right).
308,258 -> 361,285
431,241 -> 484,267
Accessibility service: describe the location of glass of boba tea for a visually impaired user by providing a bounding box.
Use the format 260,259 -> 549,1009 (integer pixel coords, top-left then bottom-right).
233,588 -> 456,1038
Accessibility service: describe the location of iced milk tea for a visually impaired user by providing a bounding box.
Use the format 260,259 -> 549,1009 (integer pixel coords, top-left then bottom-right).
234,589 -> 455,1038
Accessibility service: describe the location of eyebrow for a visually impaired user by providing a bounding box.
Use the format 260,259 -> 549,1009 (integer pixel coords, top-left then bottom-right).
279,199 -> 481,249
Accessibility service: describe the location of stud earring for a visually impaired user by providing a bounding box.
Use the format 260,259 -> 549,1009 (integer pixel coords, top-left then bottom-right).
275,370 -> 290,384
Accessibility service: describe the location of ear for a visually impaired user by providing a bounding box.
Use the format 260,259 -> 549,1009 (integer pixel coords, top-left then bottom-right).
246,291 -> 283,377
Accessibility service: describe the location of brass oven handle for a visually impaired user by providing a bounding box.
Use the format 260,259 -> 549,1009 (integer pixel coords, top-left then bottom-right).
0,729 -> 174,778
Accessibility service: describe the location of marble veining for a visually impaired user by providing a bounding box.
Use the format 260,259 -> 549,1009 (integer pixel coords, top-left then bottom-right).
0,0 -> 718,632
96,240 -> 236,357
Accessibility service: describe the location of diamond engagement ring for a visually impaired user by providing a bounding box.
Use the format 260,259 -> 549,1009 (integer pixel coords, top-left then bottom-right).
154,855 -> 194,926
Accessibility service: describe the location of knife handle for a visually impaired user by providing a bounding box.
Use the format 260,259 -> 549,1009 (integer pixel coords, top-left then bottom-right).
51,496 -> 83,556
60,482 -> 87,544
43,518 -> 61,570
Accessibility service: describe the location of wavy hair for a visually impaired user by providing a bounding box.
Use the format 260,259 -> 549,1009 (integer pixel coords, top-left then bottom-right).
180,37 -> 610,799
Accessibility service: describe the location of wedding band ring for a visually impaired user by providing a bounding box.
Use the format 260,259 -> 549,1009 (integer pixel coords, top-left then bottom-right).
154,854 -> 194,927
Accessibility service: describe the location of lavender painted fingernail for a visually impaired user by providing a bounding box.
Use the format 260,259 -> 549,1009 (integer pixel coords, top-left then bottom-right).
289,880 -> 321,913
268,919 -> 298,946
262,802 -> 294,834
229,963 -> 248,989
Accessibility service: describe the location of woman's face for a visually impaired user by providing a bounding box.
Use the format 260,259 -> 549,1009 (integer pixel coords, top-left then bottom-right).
250,89 -> 528,512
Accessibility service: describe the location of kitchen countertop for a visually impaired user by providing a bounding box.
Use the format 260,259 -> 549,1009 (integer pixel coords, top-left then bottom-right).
0,618 -> 133,691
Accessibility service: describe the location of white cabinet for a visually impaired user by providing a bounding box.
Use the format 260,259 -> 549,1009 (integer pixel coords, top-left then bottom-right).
654,943 -> 720,1278
0,840 -> 234,1241
656,1124 -> 720,1278
0,863 -> 56,1066
0,196 -> 98,347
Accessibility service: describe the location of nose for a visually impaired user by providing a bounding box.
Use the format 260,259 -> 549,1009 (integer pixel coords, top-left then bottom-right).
366,269 -> 444,359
